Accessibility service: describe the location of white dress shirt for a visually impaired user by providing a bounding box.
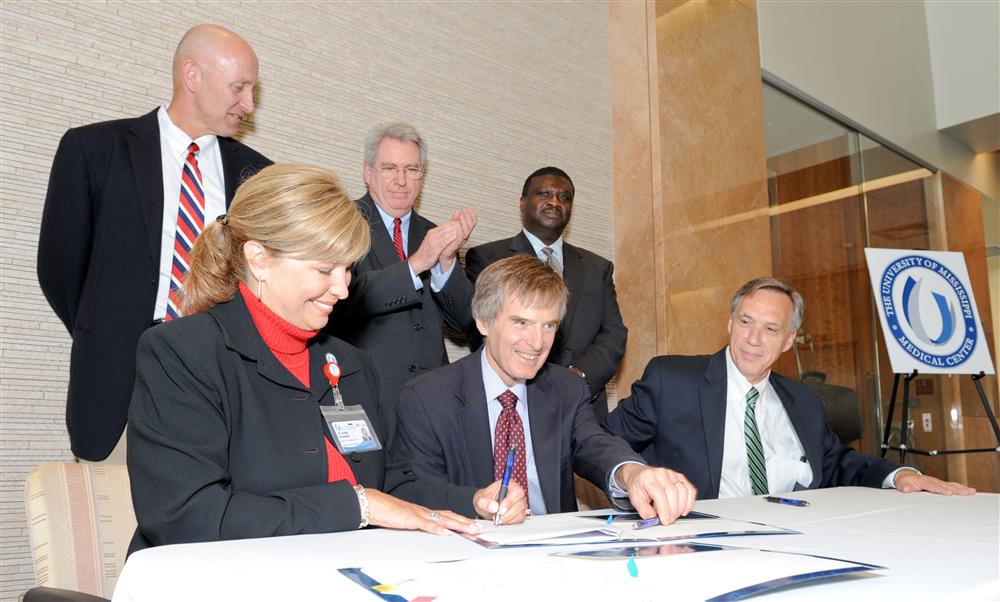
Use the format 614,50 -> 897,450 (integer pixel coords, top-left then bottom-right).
480,351 -> 548,516
372,203 -> 454,292
153,106 -> 225,320
718,347 -> 813,498
521,228 -> 564,267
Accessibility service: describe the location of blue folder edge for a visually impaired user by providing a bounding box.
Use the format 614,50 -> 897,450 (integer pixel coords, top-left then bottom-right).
340,548 -> 885,601
707,555 -> 886,602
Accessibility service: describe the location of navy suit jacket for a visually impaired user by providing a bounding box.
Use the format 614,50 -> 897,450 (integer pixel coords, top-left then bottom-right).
464,232 -> 627,416
37,108 -> 271,460
603,349 -> 902,499
393,351 -> 644,513
329,193 -> 474,442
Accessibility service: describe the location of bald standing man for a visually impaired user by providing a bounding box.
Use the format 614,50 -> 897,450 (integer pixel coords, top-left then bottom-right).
37,24 -> 272,460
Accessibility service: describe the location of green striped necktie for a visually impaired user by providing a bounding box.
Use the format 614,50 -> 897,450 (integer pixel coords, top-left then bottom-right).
744,386 -> 768,495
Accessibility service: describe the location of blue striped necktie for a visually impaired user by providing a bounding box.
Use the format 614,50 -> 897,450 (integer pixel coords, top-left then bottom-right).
744,386 -> 768,495
165,142 -> 204,320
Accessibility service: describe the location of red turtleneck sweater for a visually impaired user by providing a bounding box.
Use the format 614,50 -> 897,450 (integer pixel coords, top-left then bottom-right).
239,283 -> 356,485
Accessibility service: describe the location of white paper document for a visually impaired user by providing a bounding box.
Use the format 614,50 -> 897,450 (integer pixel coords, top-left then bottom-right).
339,545 -> 884,601
467,511 -> 793,548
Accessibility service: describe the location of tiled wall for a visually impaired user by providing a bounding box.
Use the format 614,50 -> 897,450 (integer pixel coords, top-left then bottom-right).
0,3 -> 614,598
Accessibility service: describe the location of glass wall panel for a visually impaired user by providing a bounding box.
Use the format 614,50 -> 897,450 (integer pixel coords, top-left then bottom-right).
762,82 -> 998,491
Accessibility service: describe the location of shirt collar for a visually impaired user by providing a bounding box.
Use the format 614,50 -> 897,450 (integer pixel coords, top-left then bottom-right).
725,345 -> 772,399
521,228 -> 563,257
480,349 -> 528,405
157,105 -> 218,158
372,200 -> 412,232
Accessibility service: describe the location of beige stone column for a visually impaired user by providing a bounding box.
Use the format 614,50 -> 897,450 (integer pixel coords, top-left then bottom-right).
611,0 -> 773,398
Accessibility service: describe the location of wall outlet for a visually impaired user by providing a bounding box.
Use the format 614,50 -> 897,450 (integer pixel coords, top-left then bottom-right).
922,412 -> 932,432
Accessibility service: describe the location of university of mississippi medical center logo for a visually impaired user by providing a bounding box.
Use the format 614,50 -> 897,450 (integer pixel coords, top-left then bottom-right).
878,254 -> 977,369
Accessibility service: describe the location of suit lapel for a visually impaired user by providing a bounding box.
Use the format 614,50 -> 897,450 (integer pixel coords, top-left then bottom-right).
358,194 -> 402,270
128,109 -> 165,267
771,376 -> 821,487
700,350 -> 729,499
559,242 -> 585,337
219,137 -> 246,204
458,354 -> 495,486
526,373 -> 561,512
408,212 -> 429,258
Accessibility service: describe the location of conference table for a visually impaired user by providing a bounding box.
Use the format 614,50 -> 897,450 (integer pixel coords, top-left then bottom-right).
112,487 -> 998,601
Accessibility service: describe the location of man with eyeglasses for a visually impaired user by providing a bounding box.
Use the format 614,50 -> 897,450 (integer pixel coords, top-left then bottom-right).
330,123 -> 477,441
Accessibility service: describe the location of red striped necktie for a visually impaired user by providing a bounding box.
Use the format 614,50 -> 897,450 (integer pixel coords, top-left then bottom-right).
165,142 -> 204,320
392,217 -> 406,261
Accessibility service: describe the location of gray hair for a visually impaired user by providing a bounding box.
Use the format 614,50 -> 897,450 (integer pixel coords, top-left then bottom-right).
364,122 -> 427,167
730,277 -> 805,332
472,255 -> 568,326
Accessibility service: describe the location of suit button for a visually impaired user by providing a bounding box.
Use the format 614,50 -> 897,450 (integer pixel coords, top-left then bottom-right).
349,453 -> 361,463
414,323 -> 423,331
408,365 -> 417,372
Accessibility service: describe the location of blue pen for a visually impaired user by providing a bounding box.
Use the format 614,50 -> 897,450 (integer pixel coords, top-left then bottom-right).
632,517 -> 660,530
494,444 -> 517,525
764,496 -> 809,507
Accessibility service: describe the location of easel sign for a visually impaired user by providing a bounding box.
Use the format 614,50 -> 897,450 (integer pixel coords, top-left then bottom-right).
865,248 -> 998,462
864,248 -> 994,376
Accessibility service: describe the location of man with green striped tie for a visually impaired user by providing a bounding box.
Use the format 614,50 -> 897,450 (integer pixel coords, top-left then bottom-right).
604,277 -> 974,499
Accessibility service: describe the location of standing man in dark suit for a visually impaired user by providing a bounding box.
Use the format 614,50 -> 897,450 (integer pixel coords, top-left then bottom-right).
604,277 -> 975,499
464,167 -> 626,418
331,123 -> 477,440
394,256 -> 695,523
37,24 -> 272,461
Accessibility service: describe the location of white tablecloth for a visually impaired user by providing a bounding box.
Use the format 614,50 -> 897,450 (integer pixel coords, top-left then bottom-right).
112,487 -> 999,601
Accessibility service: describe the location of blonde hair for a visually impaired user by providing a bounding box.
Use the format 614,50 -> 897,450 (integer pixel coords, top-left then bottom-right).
472,255 -> 568,325
182,163 -> 370,314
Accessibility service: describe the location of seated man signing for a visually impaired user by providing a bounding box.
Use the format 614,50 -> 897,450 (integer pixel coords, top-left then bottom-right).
604,277 -> 975,500
393,255 -> 695,524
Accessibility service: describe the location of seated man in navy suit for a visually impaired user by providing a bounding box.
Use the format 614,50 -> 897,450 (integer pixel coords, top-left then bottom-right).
393,255 -> 695,523
604,277 -> 975,499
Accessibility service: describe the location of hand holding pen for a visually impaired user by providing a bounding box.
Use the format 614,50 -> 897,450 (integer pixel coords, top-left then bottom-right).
471,447 -> 528,525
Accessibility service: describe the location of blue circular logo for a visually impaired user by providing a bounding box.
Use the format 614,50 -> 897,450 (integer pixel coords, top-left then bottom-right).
879,255 -> 977,368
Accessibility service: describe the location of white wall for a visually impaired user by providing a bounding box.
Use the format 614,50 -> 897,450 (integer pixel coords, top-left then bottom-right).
0,3 -> 614,599
757,0 -> 999,201
925,0 -> 1000,129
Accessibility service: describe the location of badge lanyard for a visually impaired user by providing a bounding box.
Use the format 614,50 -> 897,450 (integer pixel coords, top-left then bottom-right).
320,352 -> 382,454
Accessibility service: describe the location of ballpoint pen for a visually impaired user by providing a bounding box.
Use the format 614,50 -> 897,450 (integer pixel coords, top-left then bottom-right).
764,496 -> 809,507
494,444 -> 517,526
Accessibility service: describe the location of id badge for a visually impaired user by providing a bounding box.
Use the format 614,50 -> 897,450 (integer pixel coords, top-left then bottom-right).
320,404 -> 382,454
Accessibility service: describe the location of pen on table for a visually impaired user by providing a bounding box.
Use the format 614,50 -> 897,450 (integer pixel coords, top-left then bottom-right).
494,444 -> 517,526
764,496 -> 809,507
633,517 -> 660,530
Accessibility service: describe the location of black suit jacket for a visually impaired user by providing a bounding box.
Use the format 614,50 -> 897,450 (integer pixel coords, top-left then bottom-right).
393,351 -> 644,513
603,349 -> 902,499
464,232 -> 627,416
36,108 -> 271,460
329,193 -> 474,441
127,294 -> 476,554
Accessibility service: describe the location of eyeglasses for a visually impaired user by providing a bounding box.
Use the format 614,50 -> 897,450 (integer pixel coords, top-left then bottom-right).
375,164 -> 425,180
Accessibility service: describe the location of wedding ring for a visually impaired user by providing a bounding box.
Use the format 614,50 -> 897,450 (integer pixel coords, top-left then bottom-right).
429,511 -> 441,523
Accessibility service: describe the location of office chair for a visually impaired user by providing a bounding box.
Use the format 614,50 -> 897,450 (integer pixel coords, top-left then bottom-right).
22,463 -> 136,602
800,372 -> 865,445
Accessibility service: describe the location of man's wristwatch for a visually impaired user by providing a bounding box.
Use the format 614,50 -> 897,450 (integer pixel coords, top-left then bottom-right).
568,365 -> 586,381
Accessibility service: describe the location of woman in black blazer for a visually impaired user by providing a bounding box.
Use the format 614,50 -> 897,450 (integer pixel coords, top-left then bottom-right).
127,164 -> 504,554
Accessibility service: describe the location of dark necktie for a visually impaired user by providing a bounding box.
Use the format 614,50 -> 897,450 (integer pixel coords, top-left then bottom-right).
493,389 -> 529,506
392,217 -> 406,261
166,142 -> 204,320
